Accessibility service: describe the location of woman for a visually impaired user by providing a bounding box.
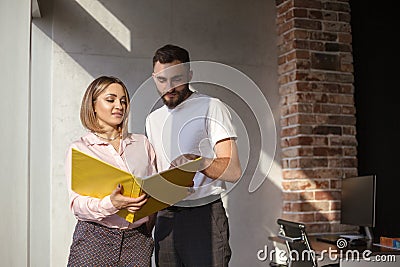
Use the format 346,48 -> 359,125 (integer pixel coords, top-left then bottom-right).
65,76 -> 156,267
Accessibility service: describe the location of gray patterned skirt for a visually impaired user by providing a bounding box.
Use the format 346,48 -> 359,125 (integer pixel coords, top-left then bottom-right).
67,220 -> 154,267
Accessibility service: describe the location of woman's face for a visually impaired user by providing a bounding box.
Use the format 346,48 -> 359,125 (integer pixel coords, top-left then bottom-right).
94,83 -> 127,130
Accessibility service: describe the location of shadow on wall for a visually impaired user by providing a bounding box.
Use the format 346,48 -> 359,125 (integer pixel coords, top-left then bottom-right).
34,0 -> 274,95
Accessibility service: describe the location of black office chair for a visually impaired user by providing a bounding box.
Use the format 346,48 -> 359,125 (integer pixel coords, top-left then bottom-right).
274,219 -> 339,267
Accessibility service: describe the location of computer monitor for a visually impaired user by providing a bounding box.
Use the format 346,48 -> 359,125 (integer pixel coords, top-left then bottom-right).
340,174 -> 376,240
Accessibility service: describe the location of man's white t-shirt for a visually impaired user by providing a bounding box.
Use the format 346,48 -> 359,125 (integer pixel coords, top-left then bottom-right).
145,90 -> 237,204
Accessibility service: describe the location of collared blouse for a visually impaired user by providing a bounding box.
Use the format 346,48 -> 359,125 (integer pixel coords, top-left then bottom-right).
65,132 -> 157,229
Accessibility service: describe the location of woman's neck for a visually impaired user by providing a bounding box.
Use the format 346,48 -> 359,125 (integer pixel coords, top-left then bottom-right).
94,127 -> 121,141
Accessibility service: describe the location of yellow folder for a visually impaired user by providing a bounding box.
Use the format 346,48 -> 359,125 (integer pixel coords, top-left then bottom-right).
71,148 -> 200,223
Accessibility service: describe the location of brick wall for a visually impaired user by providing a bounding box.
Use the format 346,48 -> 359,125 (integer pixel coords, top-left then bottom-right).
275,0 -> 358,234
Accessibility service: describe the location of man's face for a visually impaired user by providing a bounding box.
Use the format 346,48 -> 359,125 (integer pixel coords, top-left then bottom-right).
153,60 -> 192,109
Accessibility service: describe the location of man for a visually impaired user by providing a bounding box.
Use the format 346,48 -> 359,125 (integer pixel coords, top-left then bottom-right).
145,44 -> 242,267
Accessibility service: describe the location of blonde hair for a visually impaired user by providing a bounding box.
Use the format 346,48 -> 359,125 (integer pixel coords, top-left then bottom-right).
80,76 -> 130,138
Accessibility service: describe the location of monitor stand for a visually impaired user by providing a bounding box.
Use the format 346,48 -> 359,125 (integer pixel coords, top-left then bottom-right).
364,226 -> 373,241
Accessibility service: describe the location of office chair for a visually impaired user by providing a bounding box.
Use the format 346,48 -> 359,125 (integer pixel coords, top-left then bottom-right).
274,218 -> 339,267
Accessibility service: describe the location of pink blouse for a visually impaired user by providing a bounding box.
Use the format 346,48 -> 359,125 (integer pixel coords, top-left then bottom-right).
65,132 -> 157,229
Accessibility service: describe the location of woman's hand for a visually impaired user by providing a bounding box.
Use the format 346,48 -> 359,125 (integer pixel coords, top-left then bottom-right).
110,184 -> 148,212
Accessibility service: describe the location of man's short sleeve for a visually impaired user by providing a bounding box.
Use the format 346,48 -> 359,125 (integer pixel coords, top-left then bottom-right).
206,98 -> 237,148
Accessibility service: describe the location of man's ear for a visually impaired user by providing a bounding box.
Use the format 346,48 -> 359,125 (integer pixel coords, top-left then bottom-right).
188,70 -> 193,82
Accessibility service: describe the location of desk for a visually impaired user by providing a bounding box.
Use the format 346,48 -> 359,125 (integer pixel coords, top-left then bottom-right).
270,235 -> 400,254
308,236 -> 400,255
270,235 -> 400,266
309,237 -> 400,267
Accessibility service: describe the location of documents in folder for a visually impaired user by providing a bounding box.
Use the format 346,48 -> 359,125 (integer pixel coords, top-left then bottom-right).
71,148 -> 200,223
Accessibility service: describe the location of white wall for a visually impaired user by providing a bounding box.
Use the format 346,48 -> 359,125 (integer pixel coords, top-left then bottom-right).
30,0 -> 284,266
0,0 -> 31,266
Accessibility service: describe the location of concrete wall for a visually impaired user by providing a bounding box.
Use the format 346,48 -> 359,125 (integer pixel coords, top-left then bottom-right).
2,0 -> 283,266
30,0 -> 54,265
0,0 -> 31,266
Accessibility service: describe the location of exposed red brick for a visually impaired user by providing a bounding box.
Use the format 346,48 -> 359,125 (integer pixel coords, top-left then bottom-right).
283,202 -> 292,212
309,41 -> 325,51
313,146 -> 343,156
283,169 -> 344,179
338,12 -> 351,23
294,19 -> 322,31
342,125 -> 356,135
323,1 -> 350,12
282,146 -> 314,157
311,53 -> 340,71
342,169 -> 358,178
329,136 -> 357,146
341,105 -> 355,114
315,211 -> 340,221
301,201 -> 330,212
330,201 -> 340,211
338,84 -> 354,94
331,179 -> 341,190
289,158 -> 328,168
282,159 -> 289,169
293,0 -> 321,9
343,147 -> 357,156
282,179 -> 330,190
276,0 -> 356,233
328,158 -> 344,168
309,10 -> 323,20
321,11 -> 337,21
310,31 -> 337,41
300,191 -> 315,200
278,61 -> 297,74
281,213 -> 315,223
315,190 -> 341,201
283,192 -> 301,201
338,32 -> 352,43
323,21 -> 352,33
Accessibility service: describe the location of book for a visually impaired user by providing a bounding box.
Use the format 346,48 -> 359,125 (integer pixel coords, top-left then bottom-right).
373,243 -> 400,251
380,236 -> 400,248
71,148 -> 200,223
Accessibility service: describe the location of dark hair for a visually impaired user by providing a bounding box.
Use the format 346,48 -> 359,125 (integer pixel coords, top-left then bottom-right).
152,44 -> 190,67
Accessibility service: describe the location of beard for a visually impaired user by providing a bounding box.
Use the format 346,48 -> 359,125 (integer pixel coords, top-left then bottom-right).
162,86 -> 192,109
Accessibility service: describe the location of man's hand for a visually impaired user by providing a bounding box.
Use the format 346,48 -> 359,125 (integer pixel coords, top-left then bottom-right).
110,184 -> 148,212
168,139 -> 242,182
169,153 -> 201,168
169,154 -> 200,187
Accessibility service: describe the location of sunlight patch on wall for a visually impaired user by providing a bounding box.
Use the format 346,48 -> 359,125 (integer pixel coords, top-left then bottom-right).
256,150 -> 282,189
75,0 -> 131,51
